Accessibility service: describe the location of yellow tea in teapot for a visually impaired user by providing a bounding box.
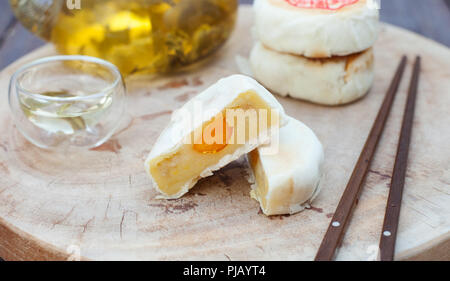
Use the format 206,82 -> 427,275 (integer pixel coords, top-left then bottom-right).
10,0 -> 238,75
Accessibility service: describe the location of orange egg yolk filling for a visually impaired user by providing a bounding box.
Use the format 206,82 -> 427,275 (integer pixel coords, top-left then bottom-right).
193,115 -> 234,154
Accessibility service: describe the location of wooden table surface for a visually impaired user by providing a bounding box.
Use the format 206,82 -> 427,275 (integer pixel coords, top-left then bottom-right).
0,0 -> 449,261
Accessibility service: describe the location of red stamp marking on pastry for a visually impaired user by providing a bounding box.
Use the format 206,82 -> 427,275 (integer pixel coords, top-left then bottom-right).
285,0 -> 359,10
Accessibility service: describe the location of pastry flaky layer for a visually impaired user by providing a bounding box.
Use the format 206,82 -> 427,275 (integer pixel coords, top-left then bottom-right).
248,116 -> 324,216
254,0 -> 379,58
145,75 -> 288,199
250,42 -> 375,105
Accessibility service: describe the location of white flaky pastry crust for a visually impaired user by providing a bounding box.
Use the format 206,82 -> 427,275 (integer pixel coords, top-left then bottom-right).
254,0 -> 379,58
250,42 -> 374,105
248,117 -> 324,216
145,75 -> 288,199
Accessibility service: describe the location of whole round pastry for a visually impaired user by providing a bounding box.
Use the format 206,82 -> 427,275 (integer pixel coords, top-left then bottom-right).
254,0 -> 379,58
250,42 -> 374,105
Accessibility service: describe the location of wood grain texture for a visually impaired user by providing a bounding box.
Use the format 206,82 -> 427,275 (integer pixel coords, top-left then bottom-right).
0,7 -> 449,261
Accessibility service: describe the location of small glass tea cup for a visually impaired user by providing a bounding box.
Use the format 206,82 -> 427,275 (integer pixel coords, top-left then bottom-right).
9,55 -> 126,150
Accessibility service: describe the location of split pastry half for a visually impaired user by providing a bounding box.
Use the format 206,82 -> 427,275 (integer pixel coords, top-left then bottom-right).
248,117 -> 324,216
254,0 -> 379,58
145,75 -> 288,199
250,42 -> 374,105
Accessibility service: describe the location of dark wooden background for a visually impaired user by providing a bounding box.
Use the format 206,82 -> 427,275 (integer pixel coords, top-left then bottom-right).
0,0 -> 449,261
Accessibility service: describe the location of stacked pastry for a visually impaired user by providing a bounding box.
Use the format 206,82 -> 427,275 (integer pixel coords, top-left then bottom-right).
146,75 -> 324,216
250,0 -> 380,105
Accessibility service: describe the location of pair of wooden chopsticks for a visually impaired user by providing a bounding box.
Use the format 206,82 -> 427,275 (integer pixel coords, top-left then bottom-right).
315,56 -> 421,261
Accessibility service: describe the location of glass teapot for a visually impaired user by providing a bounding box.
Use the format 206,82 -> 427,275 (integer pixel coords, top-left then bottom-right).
10,0 -> 238,75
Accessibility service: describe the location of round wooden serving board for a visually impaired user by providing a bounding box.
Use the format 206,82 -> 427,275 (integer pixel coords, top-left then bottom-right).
0,6 -> 449,261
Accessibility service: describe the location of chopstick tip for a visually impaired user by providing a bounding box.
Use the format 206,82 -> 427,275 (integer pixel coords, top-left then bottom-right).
415,56 -> 421,64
